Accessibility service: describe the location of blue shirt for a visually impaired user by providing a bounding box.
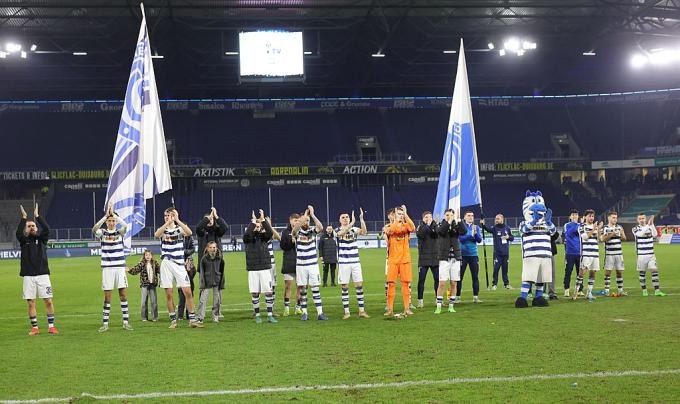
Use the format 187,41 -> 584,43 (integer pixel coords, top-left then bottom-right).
563,222 -> 581,256
459,222 -> 482,257
482,223 -> 513,256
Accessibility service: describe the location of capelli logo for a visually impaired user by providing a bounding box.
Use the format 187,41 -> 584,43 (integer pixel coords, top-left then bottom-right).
407,176 -> 426,184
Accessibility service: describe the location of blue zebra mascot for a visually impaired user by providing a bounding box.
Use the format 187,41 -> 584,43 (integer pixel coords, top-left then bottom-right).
515,190 -> 557,308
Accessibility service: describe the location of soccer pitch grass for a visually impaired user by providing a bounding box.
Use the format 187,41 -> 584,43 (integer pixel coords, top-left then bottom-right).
0,244 -> 678,403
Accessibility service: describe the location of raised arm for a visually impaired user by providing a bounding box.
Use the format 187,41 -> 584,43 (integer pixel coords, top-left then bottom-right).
308,205 -> 323,233
358,208 -> 367,236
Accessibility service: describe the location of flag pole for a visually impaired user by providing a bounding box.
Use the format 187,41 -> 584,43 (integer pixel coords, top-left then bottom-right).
480,205 -> 490,290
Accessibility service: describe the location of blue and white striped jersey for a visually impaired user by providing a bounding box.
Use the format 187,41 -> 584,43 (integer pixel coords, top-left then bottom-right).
336,226 -> 360,265
519,221 -> 554,258
579,224 -> 600,258
603,225 -> 623,256
296,228 -> 318,267
95,227 -> 126,269
161,226 -> 185,265
633,225 -> 655,256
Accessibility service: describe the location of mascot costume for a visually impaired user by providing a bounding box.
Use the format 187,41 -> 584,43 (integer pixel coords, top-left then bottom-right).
515,190 -> 556,308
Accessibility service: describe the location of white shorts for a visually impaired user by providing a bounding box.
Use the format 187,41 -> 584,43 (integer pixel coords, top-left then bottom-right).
102,267 -> 128,291
604,255 -> 625,271
580,256 -> 600,271
438,259 -> 460,282
283,274 -> 295,282
248,270 -> 273,294
338,263 -> 363,284
522,257 -> 553,283
22,275 -> 53,299
160,260 -> 191,289
270,264 -> 277,287
637,255 -> 657,271
296,265 -> 321,287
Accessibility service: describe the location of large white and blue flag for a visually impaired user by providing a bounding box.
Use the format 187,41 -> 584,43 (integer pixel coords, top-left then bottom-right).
104,7 -> 172,251
433,40 -> 482,220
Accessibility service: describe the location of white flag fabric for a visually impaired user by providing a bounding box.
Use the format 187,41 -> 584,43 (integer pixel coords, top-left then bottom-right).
104,10 -> 172,251
434,39 -> 482,219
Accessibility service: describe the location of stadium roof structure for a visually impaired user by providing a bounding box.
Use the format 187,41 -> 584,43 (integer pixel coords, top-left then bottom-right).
1,0 -> 680,99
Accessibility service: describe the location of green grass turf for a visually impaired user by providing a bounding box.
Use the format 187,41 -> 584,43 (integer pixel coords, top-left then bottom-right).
0,243 -> 678,402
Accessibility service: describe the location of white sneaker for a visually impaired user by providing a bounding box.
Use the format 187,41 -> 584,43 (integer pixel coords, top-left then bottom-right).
213,316 -> 219,323
564,289 -> 570,298
491,285 -> 497,291
473,296 -> 482,303
417,299 -> 424,308
505,285 -> 514,290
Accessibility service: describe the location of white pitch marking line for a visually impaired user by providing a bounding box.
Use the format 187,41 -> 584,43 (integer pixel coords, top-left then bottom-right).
3,368 -> 680,403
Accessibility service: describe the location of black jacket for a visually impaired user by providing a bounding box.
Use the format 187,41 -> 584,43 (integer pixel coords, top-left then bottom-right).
318,231 -> 338,264
243,221 -> 273,271
279,226 -> 297,274
436,220 -> 467,261
196,217 -> 228,260
17,217 -> 50,277
199,254 -> 225,289
416,221 -> 439,267
551,231 -> 560,256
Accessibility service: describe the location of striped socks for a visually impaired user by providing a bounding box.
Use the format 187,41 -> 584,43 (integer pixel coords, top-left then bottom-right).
356,287 -> 365,312
341,287 -> 350,314
638,271 -> 647,290
121,300 -> 129,325
252,297 -> 260,317
651,271 -> 660,290
103,302 -> 111,325
520,282 -> 531,299
311,286 -> 323,315
300,288 -> 308,315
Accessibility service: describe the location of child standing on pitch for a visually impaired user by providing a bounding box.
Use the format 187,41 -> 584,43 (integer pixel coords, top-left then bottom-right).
127,250 -> 161,322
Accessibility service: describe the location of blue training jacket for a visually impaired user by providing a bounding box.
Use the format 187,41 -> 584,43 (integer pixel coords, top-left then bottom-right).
459,222 -> 483,257
563,221 -> 582,256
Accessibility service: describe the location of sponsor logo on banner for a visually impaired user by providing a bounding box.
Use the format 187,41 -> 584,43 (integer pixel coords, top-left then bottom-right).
320,101 -> 339,108
407,176 -> 438,184
343,165 -> 378,174
0,171 -> 49,180
322,178 -> 339,185
240,179 -> 251,187
477,98 -> 510,107
49,170 -> 110,180
480,162 -> 554,172
317,166 -> 335,174
385,165 -> 404,173
166,101 -> 189,111
0,250 -> 21,259
270,166 -> 309,176
266,179 -> 285,186
99,103 -> 123,112
393,99 -> 415,109
356,136 -> 376,143
193,167 -> 236,177
274,100 -> 296,110
62,182 -> 108,191
61,103 -> 84,112
201,179 -> 240,188
230,102 -> 264,110
198,102 -> 226,110
245,167 -> 262,176
303,178 -> 321,186
424,165 -> 440,172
